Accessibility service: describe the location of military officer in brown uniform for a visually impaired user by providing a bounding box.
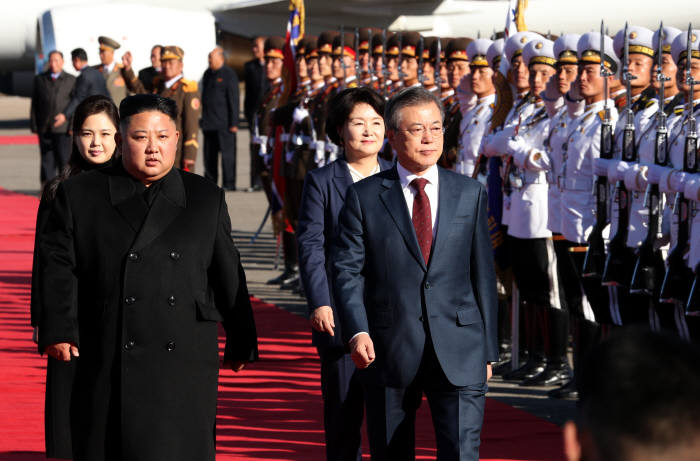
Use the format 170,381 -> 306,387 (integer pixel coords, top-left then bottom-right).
95,36 -> 128,106
121,46 -> 202,171
398,31 -> 423,89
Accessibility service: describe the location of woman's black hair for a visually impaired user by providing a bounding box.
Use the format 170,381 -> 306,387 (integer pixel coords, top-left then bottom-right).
325,87 -> 386,146
42,94 -> 120,201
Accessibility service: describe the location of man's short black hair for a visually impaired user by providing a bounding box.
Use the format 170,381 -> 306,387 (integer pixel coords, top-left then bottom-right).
119,94 -> 178,130
384,86 -> 444,132
326,87 -> 386,145
578,328 -> 700,459
71,48 -> 88,62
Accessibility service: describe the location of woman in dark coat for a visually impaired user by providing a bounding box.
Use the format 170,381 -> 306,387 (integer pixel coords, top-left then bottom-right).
31,94 -> 120,459
297,87 -> 392,460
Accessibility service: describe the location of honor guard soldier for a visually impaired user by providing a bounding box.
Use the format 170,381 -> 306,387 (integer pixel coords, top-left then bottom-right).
440,37 -> 472,169
597,26 -> 658,326
550,32 -> 620,399
121,45 -> 201,170
358,28 -> 379,86
537,33 -> 583,392
370,32 -> 386,92
617,26 -> 685,333
456,38 -> 495,177
306,31 -> 339,168
398,31 -> 422,89
96,36 -> 128,105
332,31 -> 359,89
420,36 -> 439,92
646,29 -> 700,338
385,33 -> 402,96
498,38 -> 570,387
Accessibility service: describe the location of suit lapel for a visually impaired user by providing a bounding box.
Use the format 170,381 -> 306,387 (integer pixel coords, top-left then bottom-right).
332,160 -> 353,201
109,166 -> 149,233
379,168 -> 426,271
431,169 -> 463,263
131,168 -> 186,251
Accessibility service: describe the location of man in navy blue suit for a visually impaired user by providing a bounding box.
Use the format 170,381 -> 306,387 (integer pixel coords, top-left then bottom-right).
333,87 -> 499,460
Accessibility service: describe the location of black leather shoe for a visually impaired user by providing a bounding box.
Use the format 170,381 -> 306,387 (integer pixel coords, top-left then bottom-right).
520,362 -> 573,387
280,272 -> 300,289
502,357 -> 546,381
267,268 -> 295,285
548,380 -> 578,400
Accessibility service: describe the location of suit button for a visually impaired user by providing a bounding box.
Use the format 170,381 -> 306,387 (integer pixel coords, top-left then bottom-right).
166,341 -> 176,351
424,282 -> 431,289
167,296 -> 176,307
169,251 -> 181,261
127,251 -> 139,261
125,340 -> 135,351
125,296 -> 136,305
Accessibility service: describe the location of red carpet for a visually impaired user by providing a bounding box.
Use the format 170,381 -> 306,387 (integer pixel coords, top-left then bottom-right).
0,188 -> 564,460
0,135 -> 38,145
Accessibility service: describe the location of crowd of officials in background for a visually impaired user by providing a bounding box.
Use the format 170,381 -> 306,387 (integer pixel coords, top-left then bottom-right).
29,35 -> 270,191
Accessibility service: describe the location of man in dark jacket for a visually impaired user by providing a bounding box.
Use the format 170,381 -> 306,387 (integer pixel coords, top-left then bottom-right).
30,50 -> 76,183
38,94 -> 258,461
137,44 -> 162,93
243,36 -> 268,190
201,46 -> 239,190
57,48 -> 109,123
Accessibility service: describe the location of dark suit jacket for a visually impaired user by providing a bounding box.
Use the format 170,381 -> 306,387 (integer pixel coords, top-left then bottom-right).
37,163 -> 258,461
200,65 -> 239,131
30,71 -> 76,134
332,166 -> 499,388
297,157 -> 393,356
243,58 -> 268,125
63,65 -> 110,118
137,65 -> 160,93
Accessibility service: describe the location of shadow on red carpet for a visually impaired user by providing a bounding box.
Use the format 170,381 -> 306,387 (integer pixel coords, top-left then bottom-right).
0,188 -> 564,460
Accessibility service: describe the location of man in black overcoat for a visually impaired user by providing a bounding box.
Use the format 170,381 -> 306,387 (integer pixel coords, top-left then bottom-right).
30,50 -> 76,184
38,94 -> 258,461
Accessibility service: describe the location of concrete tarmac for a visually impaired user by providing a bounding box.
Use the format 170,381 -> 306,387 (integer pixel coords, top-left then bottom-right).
0,94 -> 575,428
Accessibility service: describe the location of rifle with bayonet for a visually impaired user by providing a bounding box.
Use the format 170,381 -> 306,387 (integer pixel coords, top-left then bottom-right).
367,28 -> 376,86
661,23 -> 698,305
435,36 -> 442,89
381,29 -> 389,99
630,23 -> 668,295
340,26 -> 347,87
602,22 -> 638,287
418,35 -> 425,86
354,27 -> 361,83
397,32 -> 405,83
583,21 -> 616,278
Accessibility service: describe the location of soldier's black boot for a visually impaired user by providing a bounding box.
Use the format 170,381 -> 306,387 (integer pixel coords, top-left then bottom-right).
280,231 -> 300,289
491,298 -> 513,372
549,318 -> 599,399
522,307 -> 572,387
503,302 -> 546,381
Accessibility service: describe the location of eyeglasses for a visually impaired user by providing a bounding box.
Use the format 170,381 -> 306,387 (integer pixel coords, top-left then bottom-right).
400,125 -> 445,138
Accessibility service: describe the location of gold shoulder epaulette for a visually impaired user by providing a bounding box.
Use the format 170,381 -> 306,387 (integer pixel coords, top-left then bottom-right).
645,98 -> 655,109
674,106 -> 684,116
598,110 -> 605,121
489,103 -> 495,109
181,79 -> 198,92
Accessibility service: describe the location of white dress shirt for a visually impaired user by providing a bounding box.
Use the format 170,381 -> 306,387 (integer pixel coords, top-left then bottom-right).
164,73 -> 184,89
347,162 -> 380,183
396,160 -> 439,238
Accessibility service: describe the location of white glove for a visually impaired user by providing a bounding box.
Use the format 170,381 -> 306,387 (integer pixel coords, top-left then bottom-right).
293,106 -> 309,124
668,171 -> 689,193
567,79 -> 583,102
607,160 -> 631,182
683,177 -> 700,201
593,157 -> 612,176
484,131 -> 512,158
506,137 -> 529,167
457,74 -> 477,115
624,164 -> 648,191
541,77 -> 561,102
647,164 -> 671,185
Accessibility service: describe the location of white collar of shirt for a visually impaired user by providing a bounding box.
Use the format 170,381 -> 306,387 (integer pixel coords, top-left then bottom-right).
396,161 -> 439,236
347,162 -> 380,183
50,72 -> 61,80
104,61 -> 115,73
164,74 -> 183,89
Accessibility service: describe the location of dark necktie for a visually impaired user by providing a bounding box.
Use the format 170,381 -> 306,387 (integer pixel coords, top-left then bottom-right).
410,178 -> 432,264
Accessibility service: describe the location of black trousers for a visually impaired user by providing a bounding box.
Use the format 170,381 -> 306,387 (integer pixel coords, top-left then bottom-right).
363,339 -> 486,461
509,236 -> 557,307
248,126 -> 265,189
203,129 -> 236,189
319,352 -> 364,461
38,132 -> 72,183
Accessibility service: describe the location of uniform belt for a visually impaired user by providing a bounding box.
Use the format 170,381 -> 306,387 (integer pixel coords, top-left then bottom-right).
563,177 -> 593,191
522,171 -> 547,185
